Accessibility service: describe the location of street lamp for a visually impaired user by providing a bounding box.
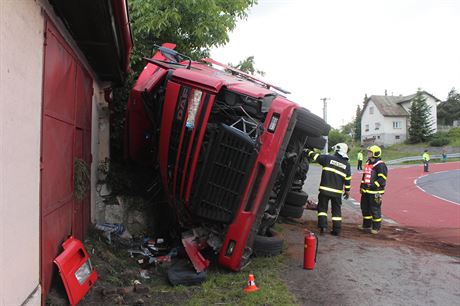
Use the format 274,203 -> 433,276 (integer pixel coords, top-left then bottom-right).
320,97 -> 330,153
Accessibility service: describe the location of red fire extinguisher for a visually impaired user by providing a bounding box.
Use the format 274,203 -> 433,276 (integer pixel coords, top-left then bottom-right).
303,232 -> 318,270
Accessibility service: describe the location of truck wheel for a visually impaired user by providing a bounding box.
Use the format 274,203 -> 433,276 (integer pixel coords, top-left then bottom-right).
296,108 -> 331,137
253,230 -> 284,257
280,203 -> 304,218
305,136 -> 326,150
286,190 -> 308,206
168,259 -> 208,286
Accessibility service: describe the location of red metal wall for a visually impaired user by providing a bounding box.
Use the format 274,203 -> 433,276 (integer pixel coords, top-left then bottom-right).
40,19 -> 93,296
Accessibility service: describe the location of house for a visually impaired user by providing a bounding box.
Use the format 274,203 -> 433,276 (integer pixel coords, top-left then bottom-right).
361,91 -> 439,146
0,1 -> 132,304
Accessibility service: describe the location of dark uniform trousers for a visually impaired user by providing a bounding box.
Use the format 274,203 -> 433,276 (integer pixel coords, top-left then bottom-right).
317,193 -> 342,232
360,193 -> 382,230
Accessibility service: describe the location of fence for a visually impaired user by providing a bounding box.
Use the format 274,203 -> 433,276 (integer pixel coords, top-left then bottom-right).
387,153 -> 460,165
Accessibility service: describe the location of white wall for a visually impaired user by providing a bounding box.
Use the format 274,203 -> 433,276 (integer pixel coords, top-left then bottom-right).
0,1 -> 44,304
361,100 -> 386,145
0,1 -> 111,304
382,116 -> 407,145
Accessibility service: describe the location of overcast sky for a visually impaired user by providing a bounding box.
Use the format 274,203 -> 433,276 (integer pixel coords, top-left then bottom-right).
210,0 -> 460,129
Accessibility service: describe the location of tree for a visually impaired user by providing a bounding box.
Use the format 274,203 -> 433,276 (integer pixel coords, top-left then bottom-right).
437,88 -> 460,125
354,104 -> 362,141
229,56 -> 265,76
408,89 -> 434,143
328,129 -> 351,150
340,121 -> 354,136
129,0 -> 257,72
111,0 -> 257,159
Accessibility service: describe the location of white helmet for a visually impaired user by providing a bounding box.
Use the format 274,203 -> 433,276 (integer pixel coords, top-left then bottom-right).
332,143 -> 349,159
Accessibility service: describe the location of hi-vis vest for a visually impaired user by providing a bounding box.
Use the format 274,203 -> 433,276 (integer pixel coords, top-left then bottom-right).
363,160 -> 383,184
361,159 -> 387,194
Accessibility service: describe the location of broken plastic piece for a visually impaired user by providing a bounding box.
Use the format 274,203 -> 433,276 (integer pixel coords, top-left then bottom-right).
54,236 -> 98,306
181,235 -> 210,273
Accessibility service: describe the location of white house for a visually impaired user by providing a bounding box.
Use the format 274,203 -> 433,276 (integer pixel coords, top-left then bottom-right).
361,91 -> 439,146
0,1 -> 132,304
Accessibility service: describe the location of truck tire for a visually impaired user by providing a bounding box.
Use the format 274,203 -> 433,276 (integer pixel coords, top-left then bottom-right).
253,230 -> 284,257
285,190 -> 308,206
305,136 -> 327,150
168,259 -> 208,286
296,108 -> 331,137
280,203 -> 304,218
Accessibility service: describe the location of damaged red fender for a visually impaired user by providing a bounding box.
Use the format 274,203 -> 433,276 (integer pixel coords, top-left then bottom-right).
54,236 -> 98,305
181,235 -> 210,273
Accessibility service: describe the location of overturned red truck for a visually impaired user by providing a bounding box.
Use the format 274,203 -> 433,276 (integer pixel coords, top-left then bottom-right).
125,43 -> 330,272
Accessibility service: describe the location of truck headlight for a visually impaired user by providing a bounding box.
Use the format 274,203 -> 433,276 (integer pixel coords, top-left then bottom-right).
75,259 -> 93,285
225,240 -> 236,256
186,90 -> 202,129
268,113 -> 280,133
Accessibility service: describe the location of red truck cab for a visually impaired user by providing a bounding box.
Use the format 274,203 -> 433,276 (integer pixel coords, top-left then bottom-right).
126,44 -> 329,271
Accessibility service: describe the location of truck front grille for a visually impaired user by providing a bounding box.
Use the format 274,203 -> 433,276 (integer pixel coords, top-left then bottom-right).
191,124 -> 257,223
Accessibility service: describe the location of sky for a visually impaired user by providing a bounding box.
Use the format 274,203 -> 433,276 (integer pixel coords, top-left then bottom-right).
210,0 -> 460,129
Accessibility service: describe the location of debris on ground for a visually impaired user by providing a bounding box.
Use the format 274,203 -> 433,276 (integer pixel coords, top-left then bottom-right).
95,223 -> 132,242
304,199 -> 318,210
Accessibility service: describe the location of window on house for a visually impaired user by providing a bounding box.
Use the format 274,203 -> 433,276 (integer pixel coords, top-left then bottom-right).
369,106 -> 374,115
365,124 -> 369,132
377,136 -> 380,139
393,121 -> 402,129
375,122 -> 380,130
395,135 -> 400,139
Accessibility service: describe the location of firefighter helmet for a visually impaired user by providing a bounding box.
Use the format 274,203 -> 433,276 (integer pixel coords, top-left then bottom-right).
367,145 -> 382,158
332,143 -> 349,158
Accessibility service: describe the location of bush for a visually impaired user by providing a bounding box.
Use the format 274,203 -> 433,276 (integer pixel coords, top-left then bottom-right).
447,127 -> 460,139
430,137 -> 450,147
328,129 -> 351,150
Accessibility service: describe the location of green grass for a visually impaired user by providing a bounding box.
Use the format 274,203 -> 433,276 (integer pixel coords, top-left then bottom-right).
86,228 -> 297,305
345,142 -> 458,165
184,255 -> 296,306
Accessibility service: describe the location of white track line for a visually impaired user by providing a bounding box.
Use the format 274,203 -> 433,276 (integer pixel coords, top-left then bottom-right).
414,179 -> 460,206
349,197 -> 398,224
414,170 -> 460,206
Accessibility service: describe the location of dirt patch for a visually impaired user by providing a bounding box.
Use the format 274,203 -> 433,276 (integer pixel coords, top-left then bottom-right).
279,217 -> 460,306
284,218 -> 460,259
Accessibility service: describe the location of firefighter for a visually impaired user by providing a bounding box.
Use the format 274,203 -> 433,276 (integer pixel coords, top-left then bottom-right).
359,145 -> 388,234
422,149 -> 430,172
357,149 -> 364,170
306,143 -> 351,236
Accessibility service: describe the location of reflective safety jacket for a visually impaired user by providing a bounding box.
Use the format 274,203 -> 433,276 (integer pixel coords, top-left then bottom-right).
306,150 -> 351,197
360,158 -> 388,194
422,152 -> 430,161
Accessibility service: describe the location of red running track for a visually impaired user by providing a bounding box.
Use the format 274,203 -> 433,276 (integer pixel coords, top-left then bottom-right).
350,162 -> 460,229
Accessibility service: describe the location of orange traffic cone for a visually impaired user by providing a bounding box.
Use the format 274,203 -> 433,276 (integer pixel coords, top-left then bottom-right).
244,274 -> 259,293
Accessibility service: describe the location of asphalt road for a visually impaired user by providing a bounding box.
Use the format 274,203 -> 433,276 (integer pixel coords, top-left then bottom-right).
349,162 -> 460,231
416,169 -> 460,205
279,163 -> 460,306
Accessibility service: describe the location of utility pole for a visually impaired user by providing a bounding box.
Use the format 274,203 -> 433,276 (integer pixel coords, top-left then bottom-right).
320,97 -> 330,153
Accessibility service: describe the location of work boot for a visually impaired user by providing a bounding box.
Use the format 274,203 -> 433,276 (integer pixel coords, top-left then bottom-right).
358,225 -> 371,231
319,227 -> 326,235
330,230 -> 340,236
370,229 -> 379,235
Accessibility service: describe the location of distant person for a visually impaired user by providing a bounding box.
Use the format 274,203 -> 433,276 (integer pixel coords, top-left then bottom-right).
359,145 -> 388,235
357,149 -> 364,170
422,150 -> 430,172
442,148 -> 448,162
306,143 -> 351,236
